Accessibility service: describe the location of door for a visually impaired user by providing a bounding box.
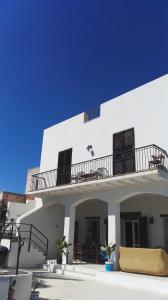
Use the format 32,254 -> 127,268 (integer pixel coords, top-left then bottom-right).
86,218 -> 100,246
113,128 -> 135,175
56,148 -> 72,186
124,220 -> 140,247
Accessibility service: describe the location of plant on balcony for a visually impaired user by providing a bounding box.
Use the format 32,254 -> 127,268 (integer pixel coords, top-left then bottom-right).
55,236 -> 72,264
100,243 -> 116,271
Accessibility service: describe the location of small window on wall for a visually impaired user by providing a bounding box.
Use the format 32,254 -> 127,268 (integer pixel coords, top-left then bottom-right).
84,105 -> 100,122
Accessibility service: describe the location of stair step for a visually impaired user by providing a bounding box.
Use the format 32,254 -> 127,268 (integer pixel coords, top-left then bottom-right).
56,269 -> 64,275
65,265 -> 104,275
46,264 -> 103,278
64,270 -> 95,278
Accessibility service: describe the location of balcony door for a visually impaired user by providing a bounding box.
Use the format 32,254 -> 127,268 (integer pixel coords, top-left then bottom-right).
113,128 -> 135,175
56,148 -> 72,186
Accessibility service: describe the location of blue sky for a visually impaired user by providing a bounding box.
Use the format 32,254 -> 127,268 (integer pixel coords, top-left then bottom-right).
0,0 -> 167,193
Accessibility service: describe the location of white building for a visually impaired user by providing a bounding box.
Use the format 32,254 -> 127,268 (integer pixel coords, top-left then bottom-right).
0,191 -> 35,223
21,74 -> 168,266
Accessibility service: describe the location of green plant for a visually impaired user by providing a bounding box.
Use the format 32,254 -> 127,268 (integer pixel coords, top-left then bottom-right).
55,236 -> 72,257
100,243 -> 116,262
31,280 -> 40,293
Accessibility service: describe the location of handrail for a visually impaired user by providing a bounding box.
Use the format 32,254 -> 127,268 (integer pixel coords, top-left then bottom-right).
30,144 -> 168,192
31,238 -> 47,254
31,224 -> 48,241
3,222 -> 48,259
18,222 -> 48,241
31,231 -> 48,246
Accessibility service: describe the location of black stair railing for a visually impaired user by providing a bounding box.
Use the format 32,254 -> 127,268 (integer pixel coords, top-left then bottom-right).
3,222 -> 48,259
30,144 -> 168,192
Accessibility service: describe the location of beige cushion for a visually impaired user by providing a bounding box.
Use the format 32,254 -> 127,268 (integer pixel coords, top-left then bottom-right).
119,246 -> 168,276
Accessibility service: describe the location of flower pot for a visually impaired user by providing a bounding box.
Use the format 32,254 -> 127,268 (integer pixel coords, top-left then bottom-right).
0,271 -> 32,300
50,264 -> 56,273
57,255 -> 62,264
105,261 -> 113,272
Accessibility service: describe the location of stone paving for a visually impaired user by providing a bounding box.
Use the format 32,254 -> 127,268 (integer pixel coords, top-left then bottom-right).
32,272 -> 168,300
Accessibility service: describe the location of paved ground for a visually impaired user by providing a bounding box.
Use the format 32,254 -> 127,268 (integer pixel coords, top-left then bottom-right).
33,273 -> 168,300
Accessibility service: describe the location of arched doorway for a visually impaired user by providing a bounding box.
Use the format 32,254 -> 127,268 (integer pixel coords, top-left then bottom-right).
120,193 -> 168,250
74,199 -> 108,263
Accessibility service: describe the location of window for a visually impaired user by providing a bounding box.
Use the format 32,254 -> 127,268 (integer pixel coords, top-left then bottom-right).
84,105 -> 100,122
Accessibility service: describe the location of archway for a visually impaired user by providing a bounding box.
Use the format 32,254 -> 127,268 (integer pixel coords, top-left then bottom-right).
74,198 -> 108,263
120,193 -> 168,249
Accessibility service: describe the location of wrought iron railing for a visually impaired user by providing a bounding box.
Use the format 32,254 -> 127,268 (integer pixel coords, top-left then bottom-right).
3,222 -> 48,259
30,144 -> 168,192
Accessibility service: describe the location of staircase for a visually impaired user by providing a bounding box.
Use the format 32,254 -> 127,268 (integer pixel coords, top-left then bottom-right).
0,222 -> 48,268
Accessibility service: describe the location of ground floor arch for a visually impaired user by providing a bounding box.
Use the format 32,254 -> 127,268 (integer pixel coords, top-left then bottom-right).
120,193 -> 168,250
74,199 -> 108,263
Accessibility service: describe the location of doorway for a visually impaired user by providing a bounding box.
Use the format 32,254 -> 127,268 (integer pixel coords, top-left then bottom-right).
121,212 -> 148,248
124,219 -> 140,247
85,217 -> 100,246
56,148 -> 72,185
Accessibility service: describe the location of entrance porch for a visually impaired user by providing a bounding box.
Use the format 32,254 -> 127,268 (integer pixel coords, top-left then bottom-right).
62,193 -> 168,264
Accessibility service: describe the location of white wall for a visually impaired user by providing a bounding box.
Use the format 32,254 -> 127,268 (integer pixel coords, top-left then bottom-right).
7,200 -> 35,222
20,203 -> 65,258
5,240 -> 46,268
40,75 -> 168,172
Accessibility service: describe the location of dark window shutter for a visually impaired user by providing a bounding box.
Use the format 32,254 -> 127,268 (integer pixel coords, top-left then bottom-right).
139,217 -> 148,248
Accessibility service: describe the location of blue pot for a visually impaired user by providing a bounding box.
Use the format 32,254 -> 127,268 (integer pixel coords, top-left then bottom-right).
105,262 -> 113,272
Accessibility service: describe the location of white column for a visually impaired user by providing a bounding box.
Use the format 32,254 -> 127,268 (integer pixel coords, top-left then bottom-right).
108,201 -> 120,269
63,205 -> 76,264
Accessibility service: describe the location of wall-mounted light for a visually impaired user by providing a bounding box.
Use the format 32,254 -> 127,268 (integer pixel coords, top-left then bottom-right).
86,145 -> 92,151
86,145 -> 95,157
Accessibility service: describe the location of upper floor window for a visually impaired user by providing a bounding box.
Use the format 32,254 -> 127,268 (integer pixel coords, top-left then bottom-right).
84,105 -> 100,122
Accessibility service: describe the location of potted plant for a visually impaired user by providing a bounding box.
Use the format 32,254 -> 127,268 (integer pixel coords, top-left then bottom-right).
31,280 -> 40,300
55,236 -> 72,264
100,243 -> 116,271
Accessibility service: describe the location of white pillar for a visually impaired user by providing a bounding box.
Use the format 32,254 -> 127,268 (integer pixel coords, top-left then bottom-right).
63,205 -> 76,264
108,201 -> 120,269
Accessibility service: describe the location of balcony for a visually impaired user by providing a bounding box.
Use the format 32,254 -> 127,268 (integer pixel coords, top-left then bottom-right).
29,144 -> 168,193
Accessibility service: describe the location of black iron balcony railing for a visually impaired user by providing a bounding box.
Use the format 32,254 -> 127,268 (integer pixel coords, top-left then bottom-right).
30,144 -> 168,192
